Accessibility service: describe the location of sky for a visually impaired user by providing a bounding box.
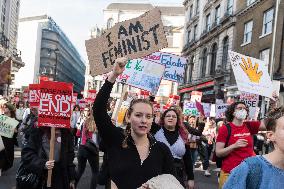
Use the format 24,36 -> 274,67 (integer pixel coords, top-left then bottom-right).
19,0 -> 184,63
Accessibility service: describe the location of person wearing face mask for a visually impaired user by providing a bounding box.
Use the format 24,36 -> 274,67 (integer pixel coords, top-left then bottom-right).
215,101 -> 267,189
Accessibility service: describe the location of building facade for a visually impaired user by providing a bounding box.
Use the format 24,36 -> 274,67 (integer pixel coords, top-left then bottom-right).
180,0 -> 237,103
14,15 -> 85,93
234,0 -> 284,113
0,0 -> 24,96
89,3 -> 185,102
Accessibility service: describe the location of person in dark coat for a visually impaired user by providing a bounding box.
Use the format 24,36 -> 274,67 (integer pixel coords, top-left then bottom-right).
20,127 -> 76,189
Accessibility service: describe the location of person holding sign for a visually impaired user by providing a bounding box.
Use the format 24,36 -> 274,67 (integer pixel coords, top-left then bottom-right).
93,57 -> 175,189
20,127 -> 76,188
0,103 -> 17,175
223,107 -> 284,189
215,101 -> 269,189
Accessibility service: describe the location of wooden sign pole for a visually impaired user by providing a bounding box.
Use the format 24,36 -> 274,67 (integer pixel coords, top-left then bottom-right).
112,84 -> 128,121
47,127 -> 55,187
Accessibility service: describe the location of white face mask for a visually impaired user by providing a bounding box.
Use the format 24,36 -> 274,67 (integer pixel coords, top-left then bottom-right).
235,109 -> 247,120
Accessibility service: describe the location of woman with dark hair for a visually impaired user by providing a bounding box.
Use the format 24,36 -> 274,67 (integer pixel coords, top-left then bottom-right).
223,106 -> 284,189
0,103 -> 17,174
19,127 -> 76,189
151,108 -> 194,188
15,101 -> 26,122
71,104 -> 81,147
215,101 -> 267,188
93,57 -> 175,189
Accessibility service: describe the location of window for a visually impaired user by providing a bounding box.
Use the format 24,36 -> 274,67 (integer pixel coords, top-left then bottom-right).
222,36 -> 229,68
243,20 -> 253,44
189,5 -> 193,19
107,18 -> 114,29
259,48 -> 270,66
195,0 -> 199,15
247,0 -> 256,6
210,43 -> 218,75
227,0 -> 233,14
187,56 -> 195,83
193,25 -> 198,40
262,8 -> 274,35
187,30 -> 191,43
206,14 -> 211,31
201,48 -> 207,77
215,5 -> 221,25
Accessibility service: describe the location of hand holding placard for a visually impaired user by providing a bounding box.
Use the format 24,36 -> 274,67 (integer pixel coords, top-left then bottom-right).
108,57 -> 128,83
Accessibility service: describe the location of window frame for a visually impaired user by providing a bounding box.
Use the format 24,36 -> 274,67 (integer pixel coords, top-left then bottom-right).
243,20 -> 253,44
262,8 -> 274,36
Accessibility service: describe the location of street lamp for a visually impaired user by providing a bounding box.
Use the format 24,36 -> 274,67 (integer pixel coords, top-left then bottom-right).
47,48 -> 60,81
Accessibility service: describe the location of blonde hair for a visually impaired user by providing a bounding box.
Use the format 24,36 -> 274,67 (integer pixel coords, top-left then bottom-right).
85,108 -> 96,132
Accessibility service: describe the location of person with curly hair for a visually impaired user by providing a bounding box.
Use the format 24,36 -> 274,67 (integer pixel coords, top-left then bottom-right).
223,106 -> 284,189
215,101 -> 267,188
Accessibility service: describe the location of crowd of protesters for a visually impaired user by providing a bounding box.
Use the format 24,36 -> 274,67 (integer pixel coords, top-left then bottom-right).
0,57 -> 283,189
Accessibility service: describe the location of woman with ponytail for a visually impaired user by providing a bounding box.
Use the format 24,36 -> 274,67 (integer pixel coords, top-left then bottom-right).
93,57 -> 175,189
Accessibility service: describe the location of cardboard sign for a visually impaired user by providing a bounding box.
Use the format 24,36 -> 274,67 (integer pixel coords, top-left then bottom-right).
215,104 -> 228,119
240,92 -> 259,120
190,91 -> 202,102
0,115 -> 19,138
183,101 -> 199,116
38,81 -> 73,128
228,51 -> 273,98
116,59 -> 165,94
85,8 -> 168,76
29,84 -> 40,108
144,52 -> 186,83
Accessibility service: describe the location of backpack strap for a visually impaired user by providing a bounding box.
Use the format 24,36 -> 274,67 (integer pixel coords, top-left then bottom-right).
224,123 -> 231,147
245,157 -> 263,189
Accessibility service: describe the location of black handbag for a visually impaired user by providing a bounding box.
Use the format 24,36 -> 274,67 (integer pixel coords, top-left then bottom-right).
16,162 -> 41,189
85,138 -> 99,155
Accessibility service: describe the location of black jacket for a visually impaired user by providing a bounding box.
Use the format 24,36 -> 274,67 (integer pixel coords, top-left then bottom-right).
93,80 -> 176,189
21,128 -> 75,189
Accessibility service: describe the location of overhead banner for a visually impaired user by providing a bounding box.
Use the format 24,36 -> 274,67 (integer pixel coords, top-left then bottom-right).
0,115 -> 19,138
86,8 -> 168,76
183,101 -> 199,116
29,84 -> 40,108
240,92 -> 259,120
116,59 -> 165,94
38,81 -> 73,128
144,52 -> 186,83
190,91 -> 203,102
228,50 -> 273,98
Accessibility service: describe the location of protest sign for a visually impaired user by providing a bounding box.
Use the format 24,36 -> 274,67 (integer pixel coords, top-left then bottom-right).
0,115 -> 19,138
72,93 -> 78,104
202,103 -> 211,117
210,104 -> 216,117
38,81 -> 73,128
116,59 -> 165,94
23,88 -> 29,102
86,8 -> 168,76
29,84 -> 40,108
272,80 -> 280,97
86,90 -> 96,104
166,95 -> 180,107
240,92 -> 259,120
228,51 -> 273,98
215,104 -> 228,119
144,52 -> 186,83
183,101 -> 199,116
195,101 -> 204,116
190,91 -> 202,102
78,99 -> 88,110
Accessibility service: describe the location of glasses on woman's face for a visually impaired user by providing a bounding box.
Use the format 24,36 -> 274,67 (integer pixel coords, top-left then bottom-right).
165,114 -> 177,119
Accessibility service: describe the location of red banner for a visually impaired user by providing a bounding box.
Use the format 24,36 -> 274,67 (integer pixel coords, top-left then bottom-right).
38,81 -> 73,128
29,84 -> 40,108
23,88 -> 29,102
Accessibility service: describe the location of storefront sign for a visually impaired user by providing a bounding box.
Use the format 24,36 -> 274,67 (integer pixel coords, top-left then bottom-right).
179,81 -> 214,93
